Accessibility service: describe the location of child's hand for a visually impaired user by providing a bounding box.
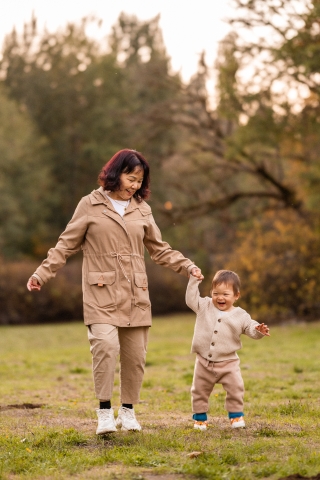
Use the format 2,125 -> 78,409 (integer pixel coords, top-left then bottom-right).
190,267 -> 204,281
255,323 -> 270,336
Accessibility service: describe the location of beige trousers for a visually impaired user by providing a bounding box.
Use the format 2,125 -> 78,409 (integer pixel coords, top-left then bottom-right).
191,354 -> 244,414
87,324 -> 149,404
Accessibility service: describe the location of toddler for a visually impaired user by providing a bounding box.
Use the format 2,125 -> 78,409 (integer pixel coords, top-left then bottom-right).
186,269 -> 270,430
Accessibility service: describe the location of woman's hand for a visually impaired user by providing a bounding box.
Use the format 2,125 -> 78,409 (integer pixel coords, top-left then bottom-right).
190,267 -> 204,281
27,276 -> 41,292
255,323 -> 270,336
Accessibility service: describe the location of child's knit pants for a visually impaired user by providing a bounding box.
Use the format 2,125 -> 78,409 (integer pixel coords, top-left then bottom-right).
191,354 -> 244,413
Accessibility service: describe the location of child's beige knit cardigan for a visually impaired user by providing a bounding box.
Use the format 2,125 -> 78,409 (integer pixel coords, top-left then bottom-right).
186,276 -> 264,362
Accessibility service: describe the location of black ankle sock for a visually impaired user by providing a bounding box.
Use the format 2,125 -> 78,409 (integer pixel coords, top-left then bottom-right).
122,403 -> 133,409
100,400 -> 111,409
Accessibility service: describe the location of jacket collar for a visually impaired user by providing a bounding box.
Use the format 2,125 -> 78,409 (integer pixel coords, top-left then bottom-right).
89,187 -> 151,215
89,187 -> 108,205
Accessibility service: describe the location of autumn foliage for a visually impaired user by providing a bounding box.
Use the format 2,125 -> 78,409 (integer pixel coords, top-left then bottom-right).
226,212 -> 320,321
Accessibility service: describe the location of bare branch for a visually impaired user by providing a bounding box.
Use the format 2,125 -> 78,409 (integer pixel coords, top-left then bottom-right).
161,189 -> 301,224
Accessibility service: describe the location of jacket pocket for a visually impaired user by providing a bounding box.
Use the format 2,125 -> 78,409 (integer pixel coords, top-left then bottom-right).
84,271 -> 116,308
134,272 -> 151,310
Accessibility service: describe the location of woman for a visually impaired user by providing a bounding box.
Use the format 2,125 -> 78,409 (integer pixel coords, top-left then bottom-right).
27,149 -> 202,434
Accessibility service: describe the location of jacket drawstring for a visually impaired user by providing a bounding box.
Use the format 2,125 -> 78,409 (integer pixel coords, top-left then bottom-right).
111,252 -> 131,283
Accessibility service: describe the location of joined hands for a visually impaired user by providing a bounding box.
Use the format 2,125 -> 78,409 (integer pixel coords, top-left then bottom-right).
190,267 -> 204,281
27,277 -> 41,292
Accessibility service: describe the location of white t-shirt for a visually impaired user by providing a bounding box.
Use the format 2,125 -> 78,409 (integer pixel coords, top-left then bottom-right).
106,195 -> 129,217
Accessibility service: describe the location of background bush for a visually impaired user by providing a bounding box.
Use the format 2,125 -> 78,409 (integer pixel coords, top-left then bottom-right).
0,260 -> 83,324
0,258 -> 191,324
226,212 -> 320,322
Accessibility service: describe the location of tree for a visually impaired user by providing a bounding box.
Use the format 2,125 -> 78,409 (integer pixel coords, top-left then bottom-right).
160,0 -> 320,226
158,0 -> 320,319
0,86 -> 52,257
1,17 -> 127,230
1,14 -> 183,232
108,13 -> 183,204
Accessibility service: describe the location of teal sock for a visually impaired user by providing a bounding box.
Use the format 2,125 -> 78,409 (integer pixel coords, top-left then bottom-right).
228,412 -> 244,419
193,413 -> 207,421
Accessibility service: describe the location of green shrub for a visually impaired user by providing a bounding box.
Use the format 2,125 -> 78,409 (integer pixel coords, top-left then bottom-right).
0,257 -> 190,324
0,259 -> 82,324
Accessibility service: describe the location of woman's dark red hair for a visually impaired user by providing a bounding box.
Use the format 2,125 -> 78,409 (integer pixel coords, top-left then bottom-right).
98,149 -> 150,202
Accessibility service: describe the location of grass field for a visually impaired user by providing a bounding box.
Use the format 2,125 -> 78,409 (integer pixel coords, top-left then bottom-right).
0,314 -> 320,480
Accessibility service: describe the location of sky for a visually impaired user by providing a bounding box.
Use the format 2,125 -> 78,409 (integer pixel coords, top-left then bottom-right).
0,0 -> 234,81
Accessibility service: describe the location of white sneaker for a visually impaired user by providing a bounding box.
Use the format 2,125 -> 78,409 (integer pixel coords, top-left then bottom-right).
230,416 -> 246,428
116,406 -> 142,431
96,408 -> 117,434
194,420 -> 208,431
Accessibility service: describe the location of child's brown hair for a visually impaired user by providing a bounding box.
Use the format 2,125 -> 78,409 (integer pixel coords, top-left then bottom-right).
211,270 -> 241,295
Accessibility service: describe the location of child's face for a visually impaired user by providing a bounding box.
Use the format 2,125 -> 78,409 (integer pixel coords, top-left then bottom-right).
211,282 -> 240,312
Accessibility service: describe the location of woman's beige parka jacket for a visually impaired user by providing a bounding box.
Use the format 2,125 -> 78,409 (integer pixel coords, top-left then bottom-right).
33,187 -> 194,327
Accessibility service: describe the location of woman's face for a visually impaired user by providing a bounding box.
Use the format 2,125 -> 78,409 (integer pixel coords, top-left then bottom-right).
111,167 -> 144,201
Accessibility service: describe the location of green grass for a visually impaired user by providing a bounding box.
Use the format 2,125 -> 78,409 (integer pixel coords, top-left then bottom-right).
0,315 -> 320,479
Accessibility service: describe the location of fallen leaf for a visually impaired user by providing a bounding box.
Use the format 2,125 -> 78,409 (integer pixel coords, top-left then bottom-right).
187,451 -> 203,458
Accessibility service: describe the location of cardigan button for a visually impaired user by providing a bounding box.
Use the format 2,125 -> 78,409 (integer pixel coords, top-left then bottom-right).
211,342 -> 215,346
208,354 -> 212,358
218,319 -> 221,322
214,330 -> 218,334
127,322 -> 131,326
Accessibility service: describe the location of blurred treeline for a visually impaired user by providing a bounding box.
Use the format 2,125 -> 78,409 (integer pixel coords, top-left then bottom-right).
1,0 -> 320,324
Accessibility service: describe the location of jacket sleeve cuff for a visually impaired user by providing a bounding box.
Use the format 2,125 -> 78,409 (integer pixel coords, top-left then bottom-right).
32,273 -> 44,286
187,264 -> 197,274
